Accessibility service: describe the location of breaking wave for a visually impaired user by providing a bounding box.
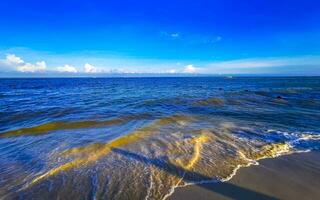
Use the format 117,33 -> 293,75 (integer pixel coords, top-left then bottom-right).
12,116 -> 319,200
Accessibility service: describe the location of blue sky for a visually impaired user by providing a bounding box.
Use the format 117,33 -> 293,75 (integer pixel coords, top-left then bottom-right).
0,0 -> 320,76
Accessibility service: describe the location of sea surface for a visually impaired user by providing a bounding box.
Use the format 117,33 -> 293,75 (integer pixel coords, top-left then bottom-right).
0,77 -> 319,199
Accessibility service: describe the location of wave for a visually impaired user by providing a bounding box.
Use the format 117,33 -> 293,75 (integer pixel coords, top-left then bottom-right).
29,114 -> 194,185
0,113 -> 151,138
165,130 -> 319,200
6,119 -> 320,200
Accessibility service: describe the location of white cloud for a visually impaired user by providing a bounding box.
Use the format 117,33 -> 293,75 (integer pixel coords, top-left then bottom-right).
171,33 -> 179,38
209,59 -> 283,69
84,63 -> 99,73
0,54 -> 46,73
215,36 -> 222,42
165,65 -> 201,74
208,56 -> 320,69
183,64 -> 198,73
109,68 -> 132,73
1,52 -> 319,76
17,61 -> 46,72
56,65 -> 78,73
6,54 -> 24,65
202,56 -> 320,74
160,31 -> 180,38
167,69 -> 177,73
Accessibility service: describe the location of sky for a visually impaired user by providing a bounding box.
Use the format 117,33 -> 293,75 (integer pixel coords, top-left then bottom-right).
0,0 -> 320,76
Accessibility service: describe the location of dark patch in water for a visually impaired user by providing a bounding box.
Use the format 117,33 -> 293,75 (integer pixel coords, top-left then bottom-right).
194,98 -> 224,106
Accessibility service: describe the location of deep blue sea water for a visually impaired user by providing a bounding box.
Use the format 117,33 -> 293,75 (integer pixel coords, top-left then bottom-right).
0,77 -> 319,199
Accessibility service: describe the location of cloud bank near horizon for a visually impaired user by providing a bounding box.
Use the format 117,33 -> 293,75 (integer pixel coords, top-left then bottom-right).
0,53 -> 319,76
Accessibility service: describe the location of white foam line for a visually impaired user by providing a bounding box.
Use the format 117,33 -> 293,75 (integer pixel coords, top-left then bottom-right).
144,171 -> 154,200
162,149 -> 311,200
162,171 -> 186,200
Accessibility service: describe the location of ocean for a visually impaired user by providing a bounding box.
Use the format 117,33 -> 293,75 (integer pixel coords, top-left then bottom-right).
0,77 -> 319,199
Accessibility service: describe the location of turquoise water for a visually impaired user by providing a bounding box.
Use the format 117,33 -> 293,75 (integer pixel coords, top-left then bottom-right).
0,77 -> 319,199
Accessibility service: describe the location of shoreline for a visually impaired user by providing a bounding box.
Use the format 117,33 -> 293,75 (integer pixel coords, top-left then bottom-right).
169,151 -> 320,200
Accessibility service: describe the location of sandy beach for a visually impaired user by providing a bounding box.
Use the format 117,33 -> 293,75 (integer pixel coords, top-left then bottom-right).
169,151 -> 320,200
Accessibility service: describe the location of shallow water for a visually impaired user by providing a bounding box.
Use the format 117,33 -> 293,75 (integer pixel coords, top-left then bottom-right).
0,77 -> 319,199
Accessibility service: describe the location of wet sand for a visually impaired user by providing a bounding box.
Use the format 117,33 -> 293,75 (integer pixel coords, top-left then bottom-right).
169,151 -> 320,200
